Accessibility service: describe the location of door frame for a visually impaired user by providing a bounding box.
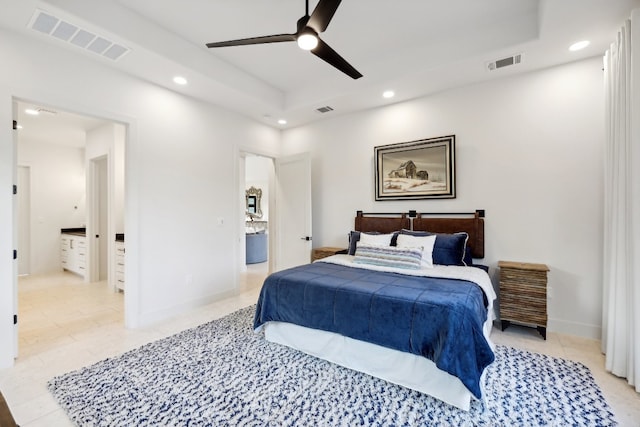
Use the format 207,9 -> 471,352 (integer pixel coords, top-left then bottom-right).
16,164 -> 31,276
237,147 -> 278,283
3,96 -> 138,366
236,148 -> 312,278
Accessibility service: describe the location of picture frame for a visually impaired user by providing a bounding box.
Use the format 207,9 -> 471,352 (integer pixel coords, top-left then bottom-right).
374,135 -> 456,200
245,186 -> 263,218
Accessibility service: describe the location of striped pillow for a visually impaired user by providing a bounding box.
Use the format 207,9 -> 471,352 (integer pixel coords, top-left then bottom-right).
353,244 -> 423,270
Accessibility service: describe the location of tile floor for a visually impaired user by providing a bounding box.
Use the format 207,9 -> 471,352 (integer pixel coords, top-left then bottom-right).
1,265 -> 639,426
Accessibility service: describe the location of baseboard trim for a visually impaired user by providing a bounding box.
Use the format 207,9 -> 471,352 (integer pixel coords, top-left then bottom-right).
136,288 -> 238,328
493,318 -> 602,340
548,317 -> 602,340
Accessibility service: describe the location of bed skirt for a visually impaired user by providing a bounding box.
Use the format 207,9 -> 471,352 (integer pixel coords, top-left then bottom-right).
264,321 -> 474,410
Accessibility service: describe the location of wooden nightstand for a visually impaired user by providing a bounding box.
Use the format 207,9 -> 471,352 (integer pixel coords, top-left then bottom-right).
312,246 -> 346,262
498,260 -> 550,339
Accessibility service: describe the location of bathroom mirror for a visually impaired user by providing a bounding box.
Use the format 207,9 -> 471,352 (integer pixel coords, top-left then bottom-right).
246,186 -> 263,218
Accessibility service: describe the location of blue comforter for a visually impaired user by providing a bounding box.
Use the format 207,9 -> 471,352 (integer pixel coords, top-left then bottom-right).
253,261 -> 494,399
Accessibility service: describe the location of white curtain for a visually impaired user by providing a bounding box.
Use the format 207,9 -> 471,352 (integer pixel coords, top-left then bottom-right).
602,9 -> 640,393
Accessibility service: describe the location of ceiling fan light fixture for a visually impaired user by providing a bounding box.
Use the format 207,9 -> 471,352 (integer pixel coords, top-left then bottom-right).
205,0 -> 362,79
297,30 -> 318,51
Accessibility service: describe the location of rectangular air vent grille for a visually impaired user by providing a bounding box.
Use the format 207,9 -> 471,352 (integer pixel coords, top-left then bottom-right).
28,9 -> 130,61
36,108 -> 58,115
487,53 -> 523,71
316,106 -> 334,113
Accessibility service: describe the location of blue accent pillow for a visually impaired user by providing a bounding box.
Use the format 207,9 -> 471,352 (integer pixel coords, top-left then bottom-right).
463,245 -> 473,266
398,229 -> 469,266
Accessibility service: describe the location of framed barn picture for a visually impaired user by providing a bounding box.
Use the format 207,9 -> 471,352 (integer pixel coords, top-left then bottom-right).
374,135 -> 456,200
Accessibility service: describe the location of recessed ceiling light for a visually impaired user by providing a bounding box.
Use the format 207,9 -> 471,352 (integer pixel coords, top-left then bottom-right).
173,76 -> 188,85
383,90 -> 395,99
569,40 -> 590,52
25,108 -> 40,115
278,119 -> 287,125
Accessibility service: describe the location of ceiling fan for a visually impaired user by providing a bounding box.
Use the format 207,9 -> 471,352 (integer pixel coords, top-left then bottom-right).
205,0 -> 362,79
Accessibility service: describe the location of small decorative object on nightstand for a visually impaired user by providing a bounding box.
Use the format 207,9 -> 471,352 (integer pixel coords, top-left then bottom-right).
312,247 -> 346,262
498,260 -> 550,340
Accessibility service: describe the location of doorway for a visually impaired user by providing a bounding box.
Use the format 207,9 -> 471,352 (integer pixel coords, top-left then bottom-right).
240,153 -> 273,289
238,150 -> 313,283
13,99 -> 126,358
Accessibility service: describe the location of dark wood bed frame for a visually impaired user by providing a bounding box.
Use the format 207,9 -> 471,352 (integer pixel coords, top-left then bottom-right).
355,210 -> 485,259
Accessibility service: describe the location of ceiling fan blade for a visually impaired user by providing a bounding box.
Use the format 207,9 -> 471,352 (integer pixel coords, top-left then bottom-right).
307,0 -> 342,33
206,34 -> 296,48
311,38 -> 362,79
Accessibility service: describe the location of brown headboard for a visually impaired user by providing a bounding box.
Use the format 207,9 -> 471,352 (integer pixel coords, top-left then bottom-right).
413,211 -> 484,259
354,210 -> 485,259
355,211 -> 410,233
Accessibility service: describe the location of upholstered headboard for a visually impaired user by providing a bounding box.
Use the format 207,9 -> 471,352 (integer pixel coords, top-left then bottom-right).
355,211 -> 410,234
354,210 -> 485,259
413,211 -> 484,259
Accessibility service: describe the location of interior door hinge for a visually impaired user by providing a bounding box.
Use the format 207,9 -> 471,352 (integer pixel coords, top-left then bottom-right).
12,120 -> 17,130
13,314 -> 17,325
13,249 -> 17,260
13,184 -> 17,195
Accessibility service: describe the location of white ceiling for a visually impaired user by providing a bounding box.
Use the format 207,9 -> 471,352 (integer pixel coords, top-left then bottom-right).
2,0 -> 640,138
15,101 -> 110,148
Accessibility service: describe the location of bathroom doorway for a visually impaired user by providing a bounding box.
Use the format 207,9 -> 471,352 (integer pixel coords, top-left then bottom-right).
239,153 -> 273,291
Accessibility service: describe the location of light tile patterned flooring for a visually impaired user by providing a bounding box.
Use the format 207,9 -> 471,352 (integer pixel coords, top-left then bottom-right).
1,265 -> 639,426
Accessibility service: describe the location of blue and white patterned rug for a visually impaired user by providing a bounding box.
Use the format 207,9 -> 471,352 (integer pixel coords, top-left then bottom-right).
48,306 -> 617,426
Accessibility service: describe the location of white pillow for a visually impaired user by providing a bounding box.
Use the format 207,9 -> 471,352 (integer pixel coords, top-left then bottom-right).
357,232 -> 394,247
396,234 -> 436,268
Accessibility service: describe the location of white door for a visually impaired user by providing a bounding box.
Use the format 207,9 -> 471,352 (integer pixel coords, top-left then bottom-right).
97,157 -> 108,281
89,156 -> 109,282
17,165 -> 31,276
275,153 -> 312,271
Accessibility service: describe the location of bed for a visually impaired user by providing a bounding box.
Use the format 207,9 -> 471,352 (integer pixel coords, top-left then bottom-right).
253,210 -> 496,410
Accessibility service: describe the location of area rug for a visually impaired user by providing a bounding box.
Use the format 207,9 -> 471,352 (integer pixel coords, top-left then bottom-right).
48,305 -> 617,426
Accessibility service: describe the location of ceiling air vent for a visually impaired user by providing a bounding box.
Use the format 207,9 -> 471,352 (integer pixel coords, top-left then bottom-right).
487,53 -> 523,71
28,9 -> 130,61
316,106 -> 334,114
36,107 -> 58,115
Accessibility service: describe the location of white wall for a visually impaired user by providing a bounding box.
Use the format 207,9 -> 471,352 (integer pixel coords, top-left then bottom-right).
282,57 -> 605,339
0,27 -> 280,367
86,122 -> 126,284
85,122 -> 125,233
17,140 -> 86,274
